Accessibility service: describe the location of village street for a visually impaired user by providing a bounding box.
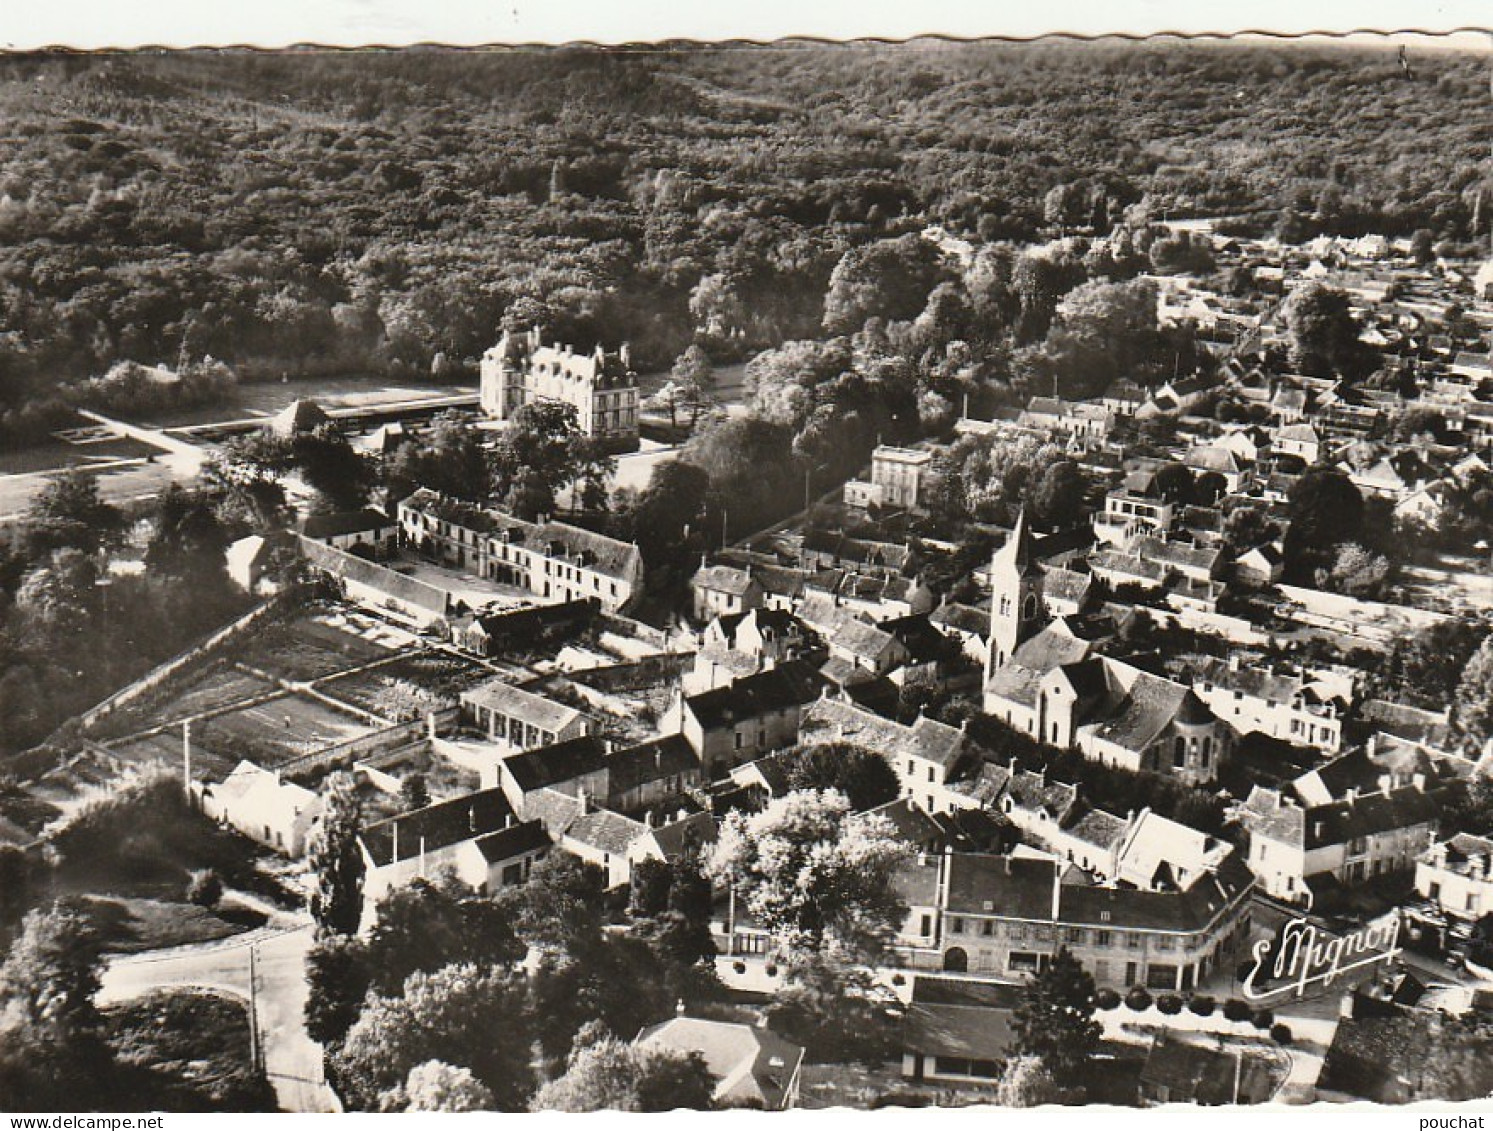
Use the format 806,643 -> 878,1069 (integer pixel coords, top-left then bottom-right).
97,921 -> 340,1114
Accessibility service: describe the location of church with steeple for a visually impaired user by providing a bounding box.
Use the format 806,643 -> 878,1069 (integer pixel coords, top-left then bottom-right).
986,509 -> 1046,673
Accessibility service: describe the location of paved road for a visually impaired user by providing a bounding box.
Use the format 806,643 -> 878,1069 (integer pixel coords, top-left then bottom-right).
97,923 -> 340,1113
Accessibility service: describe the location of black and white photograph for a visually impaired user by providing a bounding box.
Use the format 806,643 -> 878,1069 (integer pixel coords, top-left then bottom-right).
0,0 -> 1492,1115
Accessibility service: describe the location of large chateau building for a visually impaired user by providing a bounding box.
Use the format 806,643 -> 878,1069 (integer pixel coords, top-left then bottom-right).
479,327 -> 640,450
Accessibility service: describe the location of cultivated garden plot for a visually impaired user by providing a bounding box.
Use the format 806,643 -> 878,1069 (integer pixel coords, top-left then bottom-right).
235,614 -> 398,684
317,649 -> 493,717
191,693 -> 381,770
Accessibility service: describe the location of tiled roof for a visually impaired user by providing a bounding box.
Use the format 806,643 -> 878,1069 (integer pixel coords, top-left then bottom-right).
800,696 -> 968,772
361,786 -> 515,867
606,735 -> 701,796
501,735 -> 608,793
563,808 -> 647,856
300,508 -> 393,540
693,564 -> 757,597
636,1017 -> 804,1111
461,679 -> 586,734
472,819 -> 551,863
683,660 -> 824,732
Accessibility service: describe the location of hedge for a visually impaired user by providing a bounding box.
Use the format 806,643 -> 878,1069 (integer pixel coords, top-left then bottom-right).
1157,993 -> 1184,1015
1271,1023 -> 1293,1045
1187,994 -> 1216,1017
1125,986 -> 1153,1011
1222,998 -> 1251,1022
1096,988 -> 1121,1010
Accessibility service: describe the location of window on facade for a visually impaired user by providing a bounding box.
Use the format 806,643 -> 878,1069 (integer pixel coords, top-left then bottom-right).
982,921 -> 995,937
1146,964 -> 1178,990
951,917 -> 965,935
1173,737 -> 1186,767
920,914 -> 932,937
1095,930 -> 1112,947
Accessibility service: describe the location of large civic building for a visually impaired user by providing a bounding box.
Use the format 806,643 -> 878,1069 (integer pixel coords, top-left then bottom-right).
479,327 -> 640,450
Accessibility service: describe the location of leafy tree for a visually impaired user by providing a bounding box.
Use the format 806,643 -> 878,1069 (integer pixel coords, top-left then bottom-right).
1285,468 -> 1364,576
669,344 -> 716,427
14,548 -> 99,645
295,423 -> 375,512
627,459 -> 712,569
402,1060 -> 497,1112
822,234 -> 950,334
1455,637 -> 1493,750
144,484 -> 232,591
764,954 -> 899,1064
23,470 -> 124,558
629,857 -> 673,919
527,934 -> 676,1068
398,774 -> 430,813
365,876 -> 525,995
333,963 -> 534,1112
382,411 -> 491,504
1009,946 -> 1101,1084
0,905 -> 113,1108
489,401 -> 614,517
706,789 -> 912,963
996,1054 -> 1064,1107
681,416 -> 800,540
1029,460 -> 1087,527
308,771 -> 365,936
529,1034 -> 715,1112
781,743 -> 900,812
496,852 -> 607,955
1381,618 -> 1490,711
305,932 -> 373,1047
1316,542 -> 1391,599
1284,282 -> 1368,378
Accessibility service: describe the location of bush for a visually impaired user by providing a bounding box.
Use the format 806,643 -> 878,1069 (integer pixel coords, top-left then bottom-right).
1270,1022 -> 1293,1044
1125,986 -> 1152,1011
732,960 -> 746,975
1187,994 -> 1215,1017
891,973 -> 906,987
1222,998 -> 1251,1022
1251,1008 -> 1275,1030
764,963 -> 778,978
1156,993 -> 1183,1016
1095,988 -> 1121,1011
186,868 -> 223,908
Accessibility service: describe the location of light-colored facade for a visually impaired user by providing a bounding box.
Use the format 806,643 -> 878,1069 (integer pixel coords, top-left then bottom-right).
480,327 -> 639,447
869,445 -> 934,510
398,489 -> 644,613
893,850 -> 1255,993
1416,834 -> 1493,921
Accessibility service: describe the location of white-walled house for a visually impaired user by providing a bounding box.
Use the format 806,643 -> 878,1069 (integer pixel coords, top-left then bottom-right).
198,760 -> 323,858
1416,834 -> 1493,921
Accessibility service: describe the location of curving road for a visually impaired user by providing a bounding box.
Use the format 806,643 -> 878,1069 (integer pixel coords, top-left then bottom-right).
97,923 -> 340,1114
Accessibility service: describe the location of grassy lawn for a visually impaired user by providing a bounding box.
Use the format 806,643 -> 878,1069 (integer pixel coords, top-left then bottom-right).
105,990 -> 278,1112
73,894 -> 260,954
22,772 -> 300,953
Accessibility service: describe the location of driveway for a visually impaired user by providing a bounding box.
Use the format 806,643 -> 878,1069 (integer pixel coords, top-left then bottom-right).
97,923 -> 340,1113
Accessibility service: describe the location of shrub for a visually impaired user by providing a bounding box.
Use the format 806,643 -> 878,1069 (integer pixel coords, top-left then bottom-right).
1222,998 -> 1251,1022
1251,1008 -> 1275,1030
1271,1023 -> 1293,1045
764,963 -> 779,978
1187,994 -> 1216,1017
1125,986 -> 1152,1011
891,973 -> 906,987
1156,993 -> 1184,1015
732,960 -> 746,975
1095,988 -> 1121,1011
186,868 -> 223,908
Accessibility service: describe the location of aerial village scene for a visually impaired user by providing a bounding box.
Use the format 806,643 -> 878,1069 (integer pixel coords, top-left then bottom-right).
0,36 -> 1492,1113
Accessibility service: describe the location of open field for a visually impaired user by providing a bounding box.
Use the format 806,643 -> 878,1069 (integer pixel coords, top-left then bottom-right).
193,693 -> 378,769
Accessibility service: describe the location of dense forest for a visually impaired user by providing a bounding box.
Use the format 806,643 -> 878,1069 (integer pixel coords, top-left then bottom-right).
0,41 -> 1486,443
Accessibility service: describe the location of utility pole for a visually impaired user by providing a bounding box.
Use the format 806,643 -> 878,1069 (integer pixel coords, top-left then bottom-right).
248,942 -> 261,1074
182,719 -> 191,800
